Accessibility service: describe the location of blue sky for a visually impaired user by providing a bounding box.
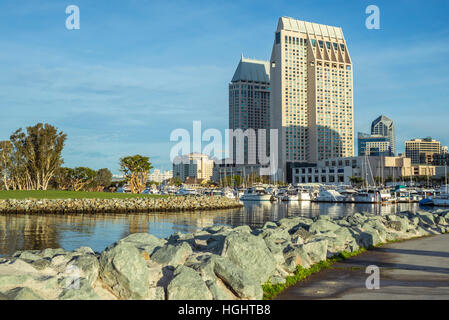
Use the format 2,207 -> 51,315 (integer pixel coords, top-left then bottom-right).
0,0 -> 448,174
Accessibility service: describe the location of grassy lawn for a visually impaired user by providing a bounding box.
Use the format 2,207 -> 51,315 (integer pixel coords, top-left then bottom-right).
0,190 -> 168,200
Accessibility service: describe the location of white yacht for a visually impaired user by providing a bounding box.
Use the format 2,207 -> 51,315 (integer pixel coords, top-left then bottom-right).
240,187 -> 273,201
314,189 -> 346,202
275,188 -> 287,201
280,189 -> 299,201
432,193 -> 449,207
353,190 -> 380,203
297,189 -> 312,201
429,166 -> 449,206
209,189 -> 223,196
177,188 -> 200,196
222,188 -> 236,199
337,187 -> 357,202
429,184 -> 449,206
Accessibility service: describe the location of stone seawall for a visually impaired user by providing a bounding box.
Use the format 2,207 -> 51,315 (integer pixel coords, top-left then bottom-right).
0,196 -> 243,214
0,208 -> 448,300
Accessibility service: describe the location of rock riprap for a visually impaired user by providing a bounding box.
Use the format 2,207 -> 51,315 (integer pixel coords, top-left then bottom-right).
0,196 -> 243,214
0,208 -> 448,300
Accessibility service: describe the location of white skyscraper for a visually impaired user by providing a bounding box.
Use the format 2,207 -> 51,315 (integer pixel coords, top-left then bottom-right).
270,17 -> 354,181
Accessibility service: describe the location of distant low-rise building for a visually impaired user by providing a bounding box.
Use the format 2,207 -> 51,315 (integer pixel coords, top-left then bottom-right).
435,166 -> 449,179
112,174 -> 125,182
148,169 -> 173,183
183,177 -> 207,188
405,137 -> 441,164
173,153 -> 214,182
433,153 -> 449,166
411,164 -> 436,177
292,156 -> 413,185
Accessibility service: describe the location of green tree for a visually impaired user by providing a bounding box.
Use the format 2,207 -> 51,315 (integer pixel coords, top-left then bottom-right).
349,176 -> 364,187
120,155 -> 153,194
0,141 -> 12,190
168,177 -> 182,187
72,167 -> 97,191
233,175 -> 243,187
52,167 -> 75,190
9,123 -> 67,190
93,168 -> 113,191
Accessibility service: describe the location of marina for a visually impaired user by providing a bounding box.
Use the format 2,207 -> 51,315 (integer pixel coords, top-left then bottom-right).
140,182 -> 448,205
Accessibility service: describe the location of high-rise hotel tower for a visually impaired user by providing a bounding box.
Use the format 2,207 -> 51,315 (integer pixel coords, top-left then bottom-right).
270,17 -> 354,180
229,55 -> 270,164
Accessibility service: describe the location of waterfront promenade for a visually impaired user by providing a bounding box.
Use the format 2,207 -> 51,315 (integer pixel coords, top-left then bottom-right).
276,233 -> 449,299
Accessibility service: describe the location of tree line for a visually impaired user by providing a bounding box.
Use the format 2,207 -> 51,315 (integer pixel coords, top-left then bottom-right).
0,123 -> 154,193
0,123 -> 66,190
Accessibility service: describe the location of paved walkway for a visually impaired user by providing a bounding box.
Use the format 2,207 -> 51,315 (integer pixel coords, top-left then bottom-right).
276,234 -> 449,300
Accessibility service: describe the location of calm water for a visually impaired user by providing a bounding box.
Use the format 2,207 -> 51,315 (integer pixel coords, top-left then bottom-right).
0,201 -> 430,257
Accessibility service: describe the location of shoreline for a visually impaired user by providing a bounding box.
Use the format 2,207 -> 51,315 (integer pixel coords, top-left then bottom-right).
0,196 -> 244,215
0,208 -> 448,300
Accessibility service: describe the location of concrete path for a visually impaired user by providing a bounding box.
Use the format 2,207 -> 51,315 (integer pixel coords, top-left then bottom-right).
276,234 -> 449,300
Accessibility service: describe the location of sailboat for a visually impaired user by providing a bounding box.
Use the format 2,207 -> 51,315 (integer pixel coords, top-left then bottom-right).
420,163 -> 449,206
240,187 -> 273,201
353,154 -> 381,203
432,163 -> 449,206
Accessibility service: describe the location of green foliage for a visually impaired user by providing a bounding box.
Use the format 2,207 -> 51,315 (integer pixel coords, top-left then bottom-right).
51,166 -> 102,191
52,167 -> 74,190
349,176 -> 364,187
72,167 -> 97,191
168,177 -> 182,186
120,155 -> 153,194
9,123 -> 67,190
0,141 -> 13,190
221,174 -> 243,187
94,168 -> 113,189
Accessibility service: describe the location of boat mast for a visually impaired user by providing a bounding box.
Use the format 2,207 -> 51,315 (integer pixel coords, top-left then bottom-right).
445,161 -> 448,194
243,166 -> 246,189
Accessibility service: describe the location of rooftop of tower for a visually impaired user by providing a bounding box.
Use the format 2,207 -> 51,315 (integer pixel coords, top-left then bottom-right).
231,55 -> 270,83
277,16 -> 344,40
372,115 -> 394,130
